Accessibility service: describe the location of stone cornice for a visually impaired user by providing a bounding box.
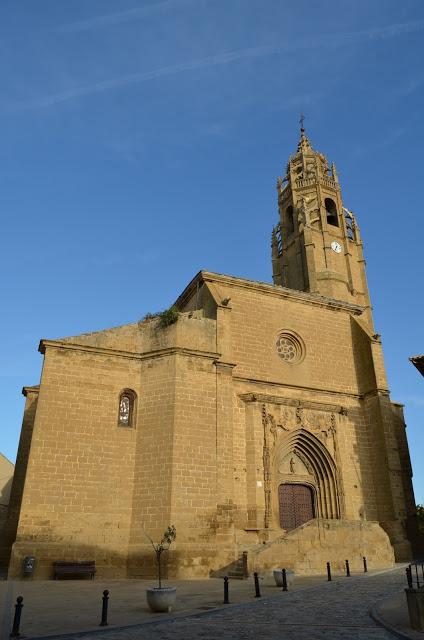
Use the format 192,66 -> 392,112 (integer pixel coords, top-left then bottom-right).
239,392 -> 347,414
234,375 -> 391,401
234,375 -> 362,400
362,388 -> 391,399
22,385 -> 40,397
175,270 -> 364,315
39,339 -> 219,362
214,361 -> 237,373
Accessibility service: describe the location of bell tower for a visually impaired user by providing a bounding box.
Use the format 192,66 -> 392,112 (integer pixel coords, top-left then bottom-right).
272,122 -> 373,327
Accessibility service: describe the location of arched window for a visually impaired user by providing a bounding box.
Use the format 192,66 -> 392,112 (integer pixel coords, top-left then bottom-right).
118,389 -> 137,427
325,198 -> 339,227
286,205 -> 294,235
344,209 -> 355,241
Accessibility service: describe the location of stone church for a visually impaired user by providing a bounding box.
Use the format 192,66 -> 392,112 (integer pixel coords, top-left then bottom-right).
1,127 -> 420,579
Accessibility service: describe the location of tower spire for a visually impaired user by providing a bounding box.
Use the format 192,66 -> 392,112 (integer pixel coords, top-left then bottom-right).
273,125 -> 373,327
297,114 -> 313,153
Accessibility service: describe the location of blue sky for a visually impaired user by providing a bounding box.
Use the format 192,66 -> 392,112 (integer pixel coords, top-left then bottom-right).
1,1 -> 424,501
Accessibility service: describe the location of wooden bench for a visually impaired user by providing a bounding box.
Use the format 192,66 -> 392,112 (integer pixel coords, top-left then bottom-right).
53,561 -> 96,580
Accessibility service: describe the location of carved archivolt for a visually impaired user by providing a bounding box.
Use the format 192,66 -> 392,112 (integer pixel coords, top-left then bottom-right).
261,403 -> 342,527
273,429 -> 340,521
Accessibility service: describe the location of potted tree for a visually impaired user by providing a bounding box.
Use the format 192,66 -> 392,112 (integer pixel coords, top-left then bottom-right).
145,525 -> 177,613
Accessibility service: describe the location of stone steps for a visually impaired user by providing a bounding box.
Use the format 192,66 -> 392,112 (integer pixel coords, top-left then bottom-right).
240,519 -> 395,575
212,556 -> 247,580
227,558 -> 245,579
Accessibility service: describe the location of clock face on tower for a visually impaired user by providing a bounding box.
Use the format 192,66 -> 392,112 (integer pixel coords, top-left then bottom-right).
331,241 -> 342,254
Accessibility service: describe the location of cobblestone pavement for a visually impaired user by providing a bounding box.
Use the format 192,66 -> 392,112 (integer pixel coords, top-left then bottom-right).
40,568 -> 406,640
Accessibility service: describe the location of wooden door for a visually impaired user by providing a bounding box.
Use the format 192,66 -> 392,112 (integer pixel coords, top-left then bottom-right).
279,484 -> 314,531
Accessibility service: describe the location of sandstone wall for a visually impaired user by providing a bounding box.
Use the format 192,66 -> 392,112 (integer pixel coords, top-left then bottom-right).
0,391 -> 37,569
7,272 -> 414,579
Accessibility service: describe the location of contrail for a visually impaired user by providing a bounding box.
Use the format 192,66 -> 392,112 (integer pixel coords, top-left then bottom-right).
26,19 -> 424,109
55,0 -> 196,32
30,43 -> 285,107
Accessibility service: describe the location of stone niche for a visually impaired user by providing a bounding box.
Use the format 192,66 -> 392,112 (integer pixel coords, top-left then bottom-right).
277,452 -> 310,477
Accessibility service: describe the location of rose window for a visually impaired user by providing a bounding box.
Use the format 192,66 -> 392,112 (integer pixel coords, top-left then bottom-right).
276,333 -> 303,364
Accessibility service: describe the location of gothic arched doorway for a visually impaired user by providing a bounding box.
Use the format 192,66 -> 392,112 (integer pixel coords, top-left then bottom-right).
278,483 -> 314,531
274,429 -> 341,522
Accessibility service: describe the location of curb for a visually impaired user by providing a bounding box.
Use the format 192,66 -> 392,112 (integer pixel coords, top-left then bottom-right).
370,595 -> 415,640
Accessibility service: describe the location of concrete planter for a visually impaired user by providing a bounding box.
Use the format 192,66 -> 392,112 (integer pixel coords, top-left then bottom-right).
273,569 -> 294,587
405,588 -> 424,631
146,587 -> 177,613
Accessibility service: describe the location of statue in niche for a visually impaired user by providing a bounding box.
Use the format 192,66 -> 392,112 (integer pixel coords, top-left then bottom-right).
305,160 -> 316,178
270,419 -> 278,447
297,196 -> 320,229
318,153 -> 330,176
296,407 -> 303,426
280,407 -> 295,431
263,407 -> 296,446
297,197 -> 309,227
291,158 -> 304,179
278,452 -> 311,476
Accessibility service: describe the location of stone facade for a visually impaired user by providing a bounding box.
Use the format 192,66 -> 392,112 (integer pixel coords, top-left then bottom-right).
1,129 -> 419,579
0,453 -> 14,549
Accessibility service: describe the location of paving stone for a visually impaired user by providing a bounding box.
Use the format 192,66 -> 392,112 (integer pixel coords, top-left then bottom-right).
40,568 -> 406,640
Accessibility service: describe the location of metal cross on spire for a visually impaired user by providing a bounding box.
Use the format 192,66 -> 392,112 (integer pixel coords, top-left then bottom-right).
296,114 -> 312,153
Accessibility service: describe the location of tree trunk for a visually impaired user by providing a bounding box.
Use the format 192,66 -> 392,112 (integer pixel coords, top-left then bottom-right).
157,552 -> 162,589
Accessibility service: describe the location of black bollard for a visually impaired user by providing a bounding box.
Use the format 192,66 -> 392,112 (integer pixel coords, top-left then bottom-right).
99,590 -> 109,626
281,568 -> 288,592
254,572 -> 261,598
363,556 -> 368,573
10,596 -> 23,638
345,560 -> 351,577
223,576 -> 229,604
326,562 -> 332,582
406,566 -> 413,589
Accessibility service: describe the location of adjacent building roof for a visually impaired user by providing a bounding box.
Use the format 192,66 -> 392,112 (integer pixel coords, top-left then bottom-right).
410,355 -> 424,377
